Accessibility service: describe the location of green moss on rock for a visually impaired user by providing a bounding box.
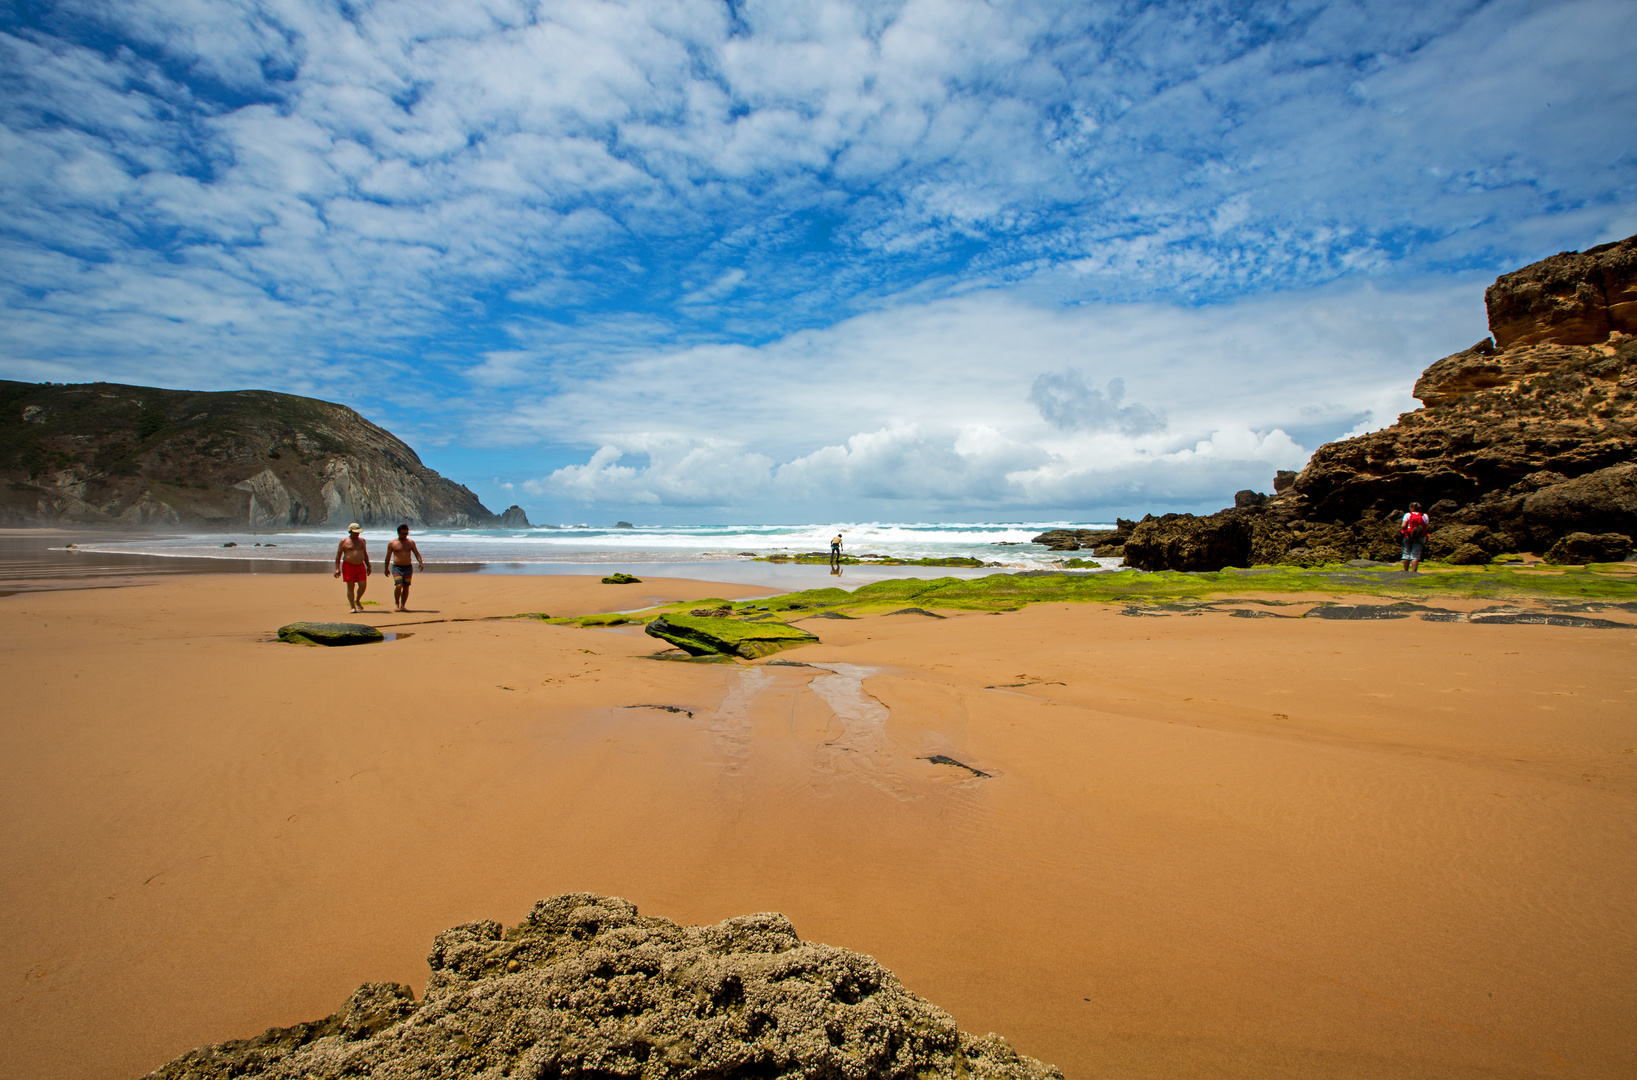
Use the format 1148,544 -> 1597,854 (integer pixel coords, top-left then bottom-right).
277,622 -> 384,646
645,613 -> 819,659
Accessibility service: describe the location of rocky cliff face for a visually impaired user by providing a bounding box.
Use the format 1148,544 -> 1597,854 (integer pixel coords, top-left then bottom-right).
1118,234 -> 1637,570
0,381 -> 507,530
145,893 -> 1061,1080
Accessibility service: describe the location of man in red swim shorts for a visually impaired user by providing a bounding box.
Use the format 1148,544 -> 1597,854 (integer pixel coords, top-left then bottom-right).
334,523 -> 372,612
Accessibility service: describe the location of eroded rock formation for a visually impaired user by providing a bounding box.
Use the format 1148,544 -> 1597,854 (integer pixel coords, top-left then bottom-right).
1123,234 -> 1637,569
145,894 -> 1061,1080
0,381 -> 504,529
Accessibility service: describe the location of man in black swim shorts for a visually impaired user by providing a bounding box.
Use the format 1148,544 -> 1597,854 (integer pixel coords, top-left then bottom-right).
386,524 -> 425,611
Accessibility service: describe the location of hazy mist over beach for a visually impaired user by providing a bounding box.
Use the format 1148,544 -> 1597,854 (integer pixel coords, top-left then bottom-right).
3,0 -> 1634,522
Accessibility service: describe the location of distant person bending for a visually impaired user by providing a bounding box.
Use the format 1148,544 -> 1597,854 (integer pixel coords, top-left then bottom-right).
334,523 -> 371,612
386,523 -> 425,612
1400,503 -> 1431,573
830,533 -> 843,566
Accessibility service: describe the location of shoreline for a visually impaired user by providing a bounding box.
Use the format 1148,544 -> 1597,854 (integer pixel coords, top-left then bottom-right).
0,528 -> 1038,596
3,567 -> 1635,1079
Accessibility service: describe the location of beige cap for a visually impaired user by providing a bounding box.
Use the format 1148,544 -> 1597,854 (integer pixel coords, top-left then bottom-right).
348,522 -> 362,532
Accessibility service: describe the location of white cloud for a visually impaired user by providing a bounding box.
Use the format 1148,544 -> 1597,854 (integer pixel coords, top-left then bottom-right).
519,274 -> 1486,514
0,0 -> 1632,517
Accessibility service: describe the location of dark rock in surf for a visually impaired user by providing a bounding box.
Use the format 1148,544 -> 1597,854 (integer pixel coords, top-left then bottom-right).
496,504 -> 531,527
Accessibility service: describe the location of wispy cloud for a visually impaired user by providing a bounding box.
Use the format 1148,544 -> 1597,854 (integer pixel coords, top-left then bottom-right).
1,0 -> 1632,518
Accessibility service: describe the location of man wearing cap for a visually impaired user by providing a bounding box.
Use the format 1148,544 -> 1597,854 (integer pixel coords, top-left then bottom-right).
334,523 -> 372,612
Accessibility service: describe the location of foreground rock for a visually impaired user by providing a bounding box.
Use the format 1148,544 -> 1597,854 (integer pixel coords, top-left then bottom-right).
646,613 -> 819,659
146,894 -> 1060,1080
276,622 -> 385,646
1124,235 -> 1637,570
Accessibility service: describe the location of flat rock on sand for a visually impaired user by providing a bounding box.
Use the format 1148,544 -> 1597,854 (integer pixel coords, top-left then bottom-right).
645,613 -> 820,658
275,621 -> 384,646
145,893 -> 1060,1080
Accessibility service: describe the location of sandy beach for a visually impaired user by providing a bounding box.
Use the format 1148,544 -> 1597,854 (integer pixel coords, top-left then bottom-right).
1,568 -> 1634,1079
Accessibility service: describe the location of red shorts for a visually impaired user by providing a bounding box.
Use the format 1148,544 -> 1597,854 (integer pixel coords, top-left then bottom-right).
341,562 -> 368,583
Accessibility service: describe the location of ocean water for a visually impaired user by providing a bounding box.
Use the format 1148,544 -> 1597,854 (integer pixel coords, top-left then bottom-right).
55,521 -> 1124,588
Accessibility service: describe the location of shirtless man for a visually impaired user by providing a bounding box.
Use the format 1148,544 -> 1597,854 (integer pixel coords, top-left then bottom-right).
386,523 -> 425,611
334,523 -> 371,612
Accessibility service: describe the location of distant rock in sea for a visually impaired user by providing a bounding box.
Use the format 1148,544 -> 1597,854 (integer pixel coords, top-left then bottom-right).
1121,233 -> 1637,570
496,504 -> 531,527
0,380 -> 507,530
144,893 -> 1061,1080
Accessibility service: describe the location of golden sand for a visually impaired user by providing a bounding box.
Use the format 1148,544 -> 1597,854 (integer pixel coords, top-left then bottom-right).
1,572 -> 1633,1079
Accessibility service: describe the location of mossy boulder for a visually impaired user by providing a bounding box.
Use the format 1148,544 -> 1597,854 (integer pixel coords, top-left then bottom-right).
645,613 -> 819,659
277,622 -> 384,646
602,572 -> 641,584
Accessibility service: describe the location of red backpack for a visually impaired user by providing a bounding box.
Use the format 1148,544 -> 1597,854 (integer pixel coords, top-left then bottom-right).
1401,512 -> 1428,540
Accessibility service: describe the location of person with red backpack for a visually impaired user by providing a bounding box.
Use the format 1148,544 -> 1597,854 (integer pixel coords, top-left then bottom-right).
1400,502 -> 1431,572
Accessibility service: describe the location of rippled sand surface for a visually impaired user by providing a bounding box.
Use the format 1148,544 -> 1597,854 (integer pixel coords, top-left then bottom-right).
1,574 -> 1633,1079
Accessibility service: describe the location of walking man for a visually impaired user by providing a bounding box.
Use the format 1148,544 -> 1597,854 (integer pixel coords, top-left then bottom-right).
386,523 -> 425,611
1400,502 -> 1431,572
830,533 -> 843,567
334,523 -> 371,611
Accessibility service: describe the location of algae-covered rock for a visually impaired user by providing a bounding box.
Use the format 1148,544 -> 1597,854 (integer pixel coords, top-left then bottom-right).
144,894 -> 1063,1080
645,613 -> 818,658
276,622 -> 384,646
602,572 -> 641,584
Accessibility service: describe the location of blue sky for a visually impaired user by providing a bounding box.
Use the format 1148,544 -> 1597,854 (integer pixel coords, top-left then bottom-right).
2,0 -> 1633,523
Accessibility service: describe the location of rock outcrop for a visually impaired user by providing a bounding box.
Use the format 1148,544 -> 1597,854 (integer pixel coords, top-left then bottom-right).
1031,519 -> 1136,556
145,893 -> 1061,1080
1485,234 -> 1637,348
0,380 -> 505,529
497,504 -> 532,527
1123,235 -> 1637,570
1543,531 -> 1634,565
1121,512 -> 1254,573
646,613 -> 820,659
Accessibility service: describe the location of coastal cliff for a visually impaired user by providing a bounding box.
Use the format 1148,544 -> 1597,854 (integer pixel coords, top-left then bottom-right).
0,380 -> 527,530
1117,234 -> 1637,570
145,893 -> 1061,1080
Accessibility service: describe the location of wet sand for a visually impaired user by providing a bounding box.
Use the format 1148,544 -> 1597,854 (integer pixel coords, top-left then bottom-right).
1,573 -> 1634,1079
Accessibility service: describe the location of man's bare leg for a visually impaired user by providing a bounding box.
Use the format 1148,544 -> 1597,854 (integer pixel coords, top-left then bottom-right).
346,581 -> 359,611
393,576 -> 407,611
356,575 -> 367,608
